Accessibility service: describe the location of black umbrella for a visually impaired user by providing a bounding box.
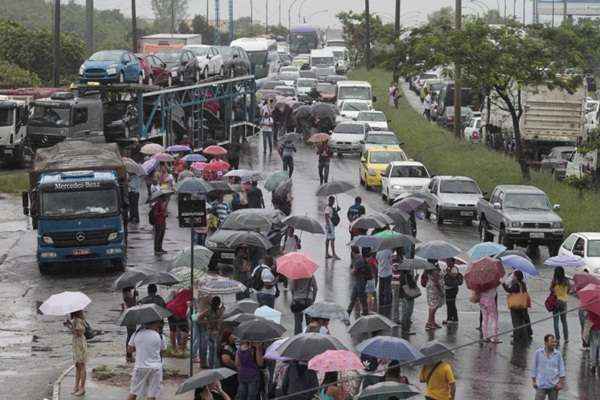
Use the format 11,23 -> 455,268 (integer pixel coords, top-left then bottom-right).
383,208 -> 410,225
221,210 -> 272,231
118,304 -> 171,326
274,178 -> 293,199
113,267 -> 152,290
416,340 -> 455,365
494,249 -> 533,262
137,270 -> 179,286
348,314 -> 397,336
396,257 -> 436,271
224,299 -> 260,317
209,180 -> 234,194
283,215 -> 325,234
275,333 -> 348,361
224,231 -> 273,250
356,382 -> 421,399
316,181 -> 355,196
223,312 -> 263,327
176,368 -> 237,395
351,214 -> 394,230
233,319 -> 286,342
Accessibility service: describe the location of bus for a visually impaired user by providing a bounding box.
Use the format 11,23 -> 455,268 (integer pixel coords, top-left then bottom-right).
289,25 -> 320,55
230,37 -> 280,79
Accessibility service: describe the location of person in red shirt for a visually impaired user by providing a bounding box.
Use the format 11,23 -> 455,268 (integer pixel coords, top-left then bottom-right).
152,196 -> 168,254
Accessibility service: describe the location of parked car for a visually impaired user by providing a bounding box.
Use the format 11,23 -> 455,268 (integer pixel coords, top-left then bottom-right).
329,122 -> 370,155
217,46 -> 251,77
296,78 -> 318,100
477,185 -> 564,255
360,130 -> 402,154
425,176 -> 483,226
141,54 -> 170,86
338,100 -> 371,121
355,111 -> 388,130
540,146 -> 576,177
463,115 -> 482,143
274,85 -> 297,98
278,71 -> 300,86
135,54 -> 153,84
155,50 -> 201,86
359,146 -> 407,190
80,50 -> 143,83
184,45 -> 224,77
559,232 -> 600,277
381,161 -> 431,204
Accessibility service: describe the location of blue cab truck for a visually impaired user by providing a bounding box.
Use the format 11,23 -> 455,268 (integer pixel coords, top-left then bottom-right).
23,141 -> 128,274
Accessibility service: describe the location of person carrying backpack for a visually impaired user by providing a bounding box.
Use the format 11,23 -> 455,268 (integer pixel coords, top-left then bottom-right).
347,247 -> 373,317
347,196 -> 366,239
324,196 -> 341,260
252,256 -> 278,308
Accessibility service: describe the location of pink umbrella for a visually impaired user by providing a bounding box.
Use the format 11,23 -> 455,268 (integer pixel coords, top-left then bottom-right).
153,152 -> 175,162
191,161 -> 208,171
574,273 -> 600,292
276,252 -> 318,279
579,284 -> 600,316
203,145 -> 228,156
205,159 -> 231,172
464,257 -> 505,292
308,350 -> 363,372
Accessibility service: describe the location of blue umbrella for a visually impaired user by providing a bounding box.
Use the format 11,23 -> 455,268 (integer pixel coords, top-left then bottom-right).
357,336 -> 423,362
500,255 -> 539,276
416,241 -> 461,260
467,242 -> 506,260
544,254 -> 586,268
183,153 -> 207,163
350,235 -> 384,251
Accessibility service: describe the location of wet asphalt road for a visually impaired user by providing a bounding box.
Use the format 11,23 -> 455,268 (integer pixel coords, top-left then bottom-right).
1,137 -> 599,399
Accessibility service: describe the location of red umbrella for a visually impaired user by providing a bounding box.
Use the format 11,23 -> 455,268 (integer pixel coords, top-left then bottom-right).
203,145 -> 228,156
205,159 -> 231,172
190,161 -> 208,171
276,252 -> 318,279
579,284 -> 600,316
464,257 -> 505,292
573,273 -> 600,292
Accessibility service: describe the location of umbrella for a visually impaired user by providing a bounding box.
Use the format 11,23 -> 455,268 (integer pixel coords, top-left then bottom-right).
281,132 -> 301,142
393,197 -> 427,212
149,190 -> 173,203
178,170 -> 194,180
464,257 -> 505,292
416,241 -> 462,260
265,338 -> 292,361
224,169 -> 263,181
140,143 -> 165,155
308,133 -> 331,143
176,368 -> 237,395
417,340 -> 455,365
137,270 -> 179,286
255,305 -> 282,324
224,313 -> 263,326
224,231 -> 273,250
221,210 -> 272,231
142,158 -> 159,175
573,273 -> 600,292
356,382 -> 421,399
152,152 -> 175,162
205,159 -> 231,173
467,242 -> 506,260
191,161 -> 208,171
203,145 -> 228,156
276,252 -> 318,279
304,301 -> 348,321
351,214 -> 394,230
209,180 -> 234,193
395,257 -> 436,271
122,157 -> 146,176
113,267 -> 152,290
176,177 -> 214,194
283,215 -> 325,234
198,277 -> 247,295
578,284 -> 600,316
393,191 -> 436,203
273,179 -> 293,199
169,267 -> 207,289
544,254 -> 586,268
374,230 -> 418,249
226,299 -> 260,316
166,144 -> 191,153
500,255 -> 539,277
308,350 -> 363,372
172,246 -> 214,270
357,336 -> 423,362
383,208 -> 410,225
117,304 -> 171,326
265,171 -> 290,191
316,181 -> 355,196
275,333 -> 349,361
39,291 -> 91,316
183,153 -> 207,163
233,318 -> 286,342
494,249 -> 532,262
348,314 -> 397,336
350,235 -> 384,252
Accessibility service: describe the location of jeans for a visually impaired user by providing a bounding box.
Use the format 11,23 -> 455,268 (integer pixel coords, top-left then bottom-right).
590,329 -> 600,367
153,224 -> 166,251
318,162 -> 330,185
294,311 -> 305,335
282,156 -> 294,177
257,292 -> 276,308
445,287 -> 459,322
378,276 -> 392,317
206,333 -> 219,369
129,191 -> 140,222
263,130 -> 273,153
400,297 -> 415,330
553,300 -> 568,341
237,378 -> 260,400
534,388 -> 558,400
191,322 -> 207,362
348,282 -> 369,316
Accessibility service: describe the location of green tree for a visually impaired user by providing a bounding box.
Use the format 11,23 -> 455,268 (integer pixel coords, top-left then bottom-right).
426,6 -> 454,28
151,0 -> 189,33
235,16 -> 265,38
0,59 -> 41,88
336,11 -> 388,67
191,14 -> 217,44
269,25 -> 289,38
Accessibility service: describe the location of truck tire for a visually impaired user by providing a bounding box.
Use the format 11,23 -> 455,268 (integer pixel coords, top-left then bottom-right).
436,207 -> 444,226
38,262 -> 52,275
479,218 -> 494,242
498,227 -> 514,250
110,258 -> 126,272
548,243 -> 560,257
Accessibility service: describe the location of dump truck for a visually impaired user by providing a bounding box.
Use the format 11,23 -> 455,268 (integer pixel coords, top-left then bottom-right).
23,141 -> 128,274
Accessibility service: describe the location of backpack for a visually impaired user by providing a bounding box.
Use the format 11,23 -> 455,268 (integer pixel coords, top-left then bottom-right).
251,266 -> 266,291
421,271 -> 429,288
148,206 -> 156,226
330,207 -> 341,226
84,320 -> 95,340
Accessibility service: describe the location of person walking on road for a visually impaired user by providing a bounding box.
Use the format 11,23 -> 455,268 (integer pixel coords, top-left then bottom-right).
424,263 -> 444,331
64,310 -> 88,396
347,247 -> 372,317
502,271 -> 533,344
324,196 -> 341,259
279,139 -> 297,178
442,259 -> 463,325
550,267 -> 571,343
347,196 -> 366,240
531,334 -> 566,400
419,357 -> 456,400
291,276 -> 318,334
261,109 -> 274,155
122,287 -> 139,363
128,173 -> 141,224
246,181 -> 265,209
317,141 -> 333,185
127,320 -> 167,400
376,247 -> 393,318
151,194 -> 168,255
479,285 -> 501,343
423,90 -> 432,121
281,226 -> 301,290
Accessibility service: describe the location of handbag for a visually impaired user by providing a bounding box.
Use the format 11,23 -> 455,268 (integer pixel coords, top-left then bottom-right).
402,284 -> 421,299
507,292 -> 530,310
545,292 -> 557,312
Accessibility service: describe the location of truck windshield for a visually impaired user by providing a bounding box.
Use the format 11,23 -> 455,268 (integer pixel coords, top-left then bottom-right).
440,180 -> 480,194
587,240 -> 600,257
41,189 -> 118,217
504,194 -> 550,210
338,87 -> 371,101
30,105 -> 71,127
0,108 -> 14,127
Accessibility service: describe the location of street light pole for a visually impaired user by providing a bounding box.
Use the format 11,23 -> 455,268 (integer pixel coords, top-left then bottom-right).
250,0 -> 253,25
454,0 -> 462,139
53,0 -> 61,87
266,0 -> 269,33
279,0 -> 282,27
85,0 -> 94,54
131,0 -> 137,53
395,0 -> 401,34
298,0 -> 309,24
365,0 -> 371,70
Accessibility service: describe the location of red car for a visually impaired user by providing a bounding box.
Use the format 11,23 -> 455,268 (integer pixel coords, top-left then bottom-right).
137,54 -> 170,86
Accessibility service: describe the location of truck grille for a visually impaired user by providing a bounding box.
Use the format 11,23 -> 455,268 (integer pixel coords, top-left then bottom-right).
523,222 -> 551,229
48,229 -> 112,248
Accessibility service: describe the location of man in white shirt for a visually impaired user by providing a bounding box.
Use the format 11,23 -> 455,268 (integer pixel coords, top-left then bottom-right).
252,256 -> 278,308
423,92 -> 433,121
126,320 -> 167,400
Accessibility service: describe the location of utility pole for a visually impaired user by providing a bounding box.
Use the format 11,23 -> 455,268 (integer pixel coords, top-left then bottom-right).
228,0 -> 234,44
365,0 -> 371,70
85,0 -> 94,54
265,0 -> 269,33
395,0 -> 401,34
53,0 -> 60,87
215,0 -> 220,44
171,0 -> 175,33
563,0 -> 567,23
454,0 -> 462,138
131,0 -> 137,52
513,0 -> 516,19
279,0 -> 282,27
523,0 -> 525,24
250,0 -> 253,25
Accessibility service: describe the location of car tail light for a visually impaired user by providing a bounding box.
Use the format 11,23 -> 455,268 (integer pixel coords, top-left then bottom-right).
472,131 -> 480,140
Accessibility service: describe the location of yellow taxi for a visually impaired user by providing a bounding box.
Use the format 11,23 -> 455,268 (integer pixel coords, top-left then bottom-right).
359,146 -> 408,189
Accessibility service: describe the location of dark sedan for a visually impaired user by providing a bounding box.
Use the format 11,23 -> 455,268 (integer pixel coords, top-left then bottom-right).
154,50 -> 200,86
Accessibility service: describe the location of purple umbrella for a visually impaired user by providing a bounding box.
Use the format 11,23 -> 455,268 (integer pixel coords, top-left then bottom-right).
142,158 -> 159,175
393,197 -> 427,213
183,153 -> 207,163
166,144 -> 192,153
544,254 -> 586,268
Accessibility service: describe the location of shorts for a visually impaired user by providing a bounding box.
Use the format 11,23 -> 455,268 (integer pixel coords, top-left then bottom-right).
130,367 -> 162,398
365,279 -> 376,294
167,316 -> 189,333
326,223 -> 335,240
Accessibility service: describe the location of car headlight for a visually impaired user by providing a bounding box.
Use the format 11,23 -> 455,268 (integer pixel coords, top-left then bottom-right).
79,65 -> 84,75
107,232 -> 119,241
391,184 -> 402,190
510,221 -> 522,228
106,67 -> 117,75
42,235 -> 54,245
551,221 -> 563,229
368,168 -> 377,176
205,239 -> 216,248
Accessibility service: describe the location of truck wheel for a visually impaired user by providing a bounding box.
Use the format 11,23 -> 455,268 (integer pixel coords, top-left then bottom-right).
498,227 -> 514,250
38,262 -> 52,275
110,258 -> 126,272
436,207 -> 444,226
548,243 -> 560,257
479,218 -> 494,242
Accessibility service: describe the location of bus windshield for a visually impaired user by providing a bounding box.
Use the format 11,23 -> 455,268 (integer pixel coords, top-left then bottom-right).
338,86 -> 372,101
290,32 -> 319,54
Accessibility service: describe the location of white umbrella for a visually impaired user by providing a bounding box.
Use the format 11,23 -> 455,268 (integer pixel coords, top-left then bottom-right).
39,291 -> 91,316
255,305 -> 282,324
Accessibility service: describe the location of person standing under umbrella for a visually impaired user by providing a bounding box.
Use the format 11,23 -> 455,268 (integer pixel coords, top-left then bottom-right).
347,197 -> 366,240
246,181 -> 265,209
442,259 -> 463,325
347,247 -> 372,318
550,267 -> 571,344
198,296 -> 225,368
64,310 -> 88,396
280,226 -> 301,291
282,361 -> 319,400
376,247 -> 393,318
128,173 -> 141,224
319,371 -> 347,400
424,262 -> 444,331
531,334 -> 566,400
127,320 -> 167,400
479,285 -> 501,343
291,275 -> 318,334
211,193 -> 231,226
235,341 -> 264,400
419,357 -> 456,400
151,194 -> 168,255
502,271 -> 532,344
317,141 -> 333,185
194,381 -> 231,400
122,287 -> 139,363
324,196 -> 341,260
588,311 -> 600,375
252,256 -> 278,308
279,139 -> 297,178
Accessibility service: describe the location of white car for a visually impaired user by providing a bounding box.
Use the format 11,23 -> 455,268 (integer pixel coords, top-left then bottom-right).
381,161 -> 431,204
337,100 -> 371,122
464,115 -> 482,143
355,111 -> 388,130
278,71 -> 300,86
296,78 -> 318,99
184,45 -> 224,77
559,232 -> 600,278
425,176 -> 483,226
329,122 -> 370,155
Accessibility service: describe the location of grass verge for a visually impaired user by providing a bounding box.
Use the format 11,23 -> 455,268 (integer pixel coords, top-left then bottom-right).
350,68 -> 600,234
0,170 -> 28,194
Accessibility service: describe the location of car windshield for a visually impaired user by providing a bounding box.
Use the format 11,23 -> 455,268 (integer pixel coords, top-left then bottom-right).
317,84 -> 335,94
297,79 -> 317,88
88,50 -> 123,62
334,124 -> 364,134
41,188 -> 118,217
560,151 -> 575,160
357,112 -> 386,121
504,194 -> 551,210
218,47 -> 232,56
154,52 -> 180,63
367,134 -> 399,145
187,47 -> 209,56
311,57 -> 334,66
440,180 -> 480,194
370,151 -> 405,163
279,72 -> 299,80
587,240 -> 600,257
338,86 -> 371,101
343,102 -> 369,112
0,107 -> 14,127
390,165 -> 429,178
30,105 -> 71,127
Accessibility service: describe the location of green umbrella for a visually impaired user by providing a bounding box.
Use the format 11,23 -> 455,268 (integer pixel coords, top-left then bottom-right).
264,171 -> 290,191
171,246 -> 214,270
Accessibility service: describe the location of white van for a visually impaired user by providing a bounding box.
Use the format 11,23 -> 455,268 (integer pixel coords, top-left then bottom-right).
309,48 -> 335,80
336,81 -> 374,109
230,37 -> 280,79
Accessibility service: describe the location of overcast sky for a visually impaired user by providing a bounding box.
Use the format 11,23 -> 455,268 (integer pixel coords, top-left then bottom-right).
88,0 -> 555,28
